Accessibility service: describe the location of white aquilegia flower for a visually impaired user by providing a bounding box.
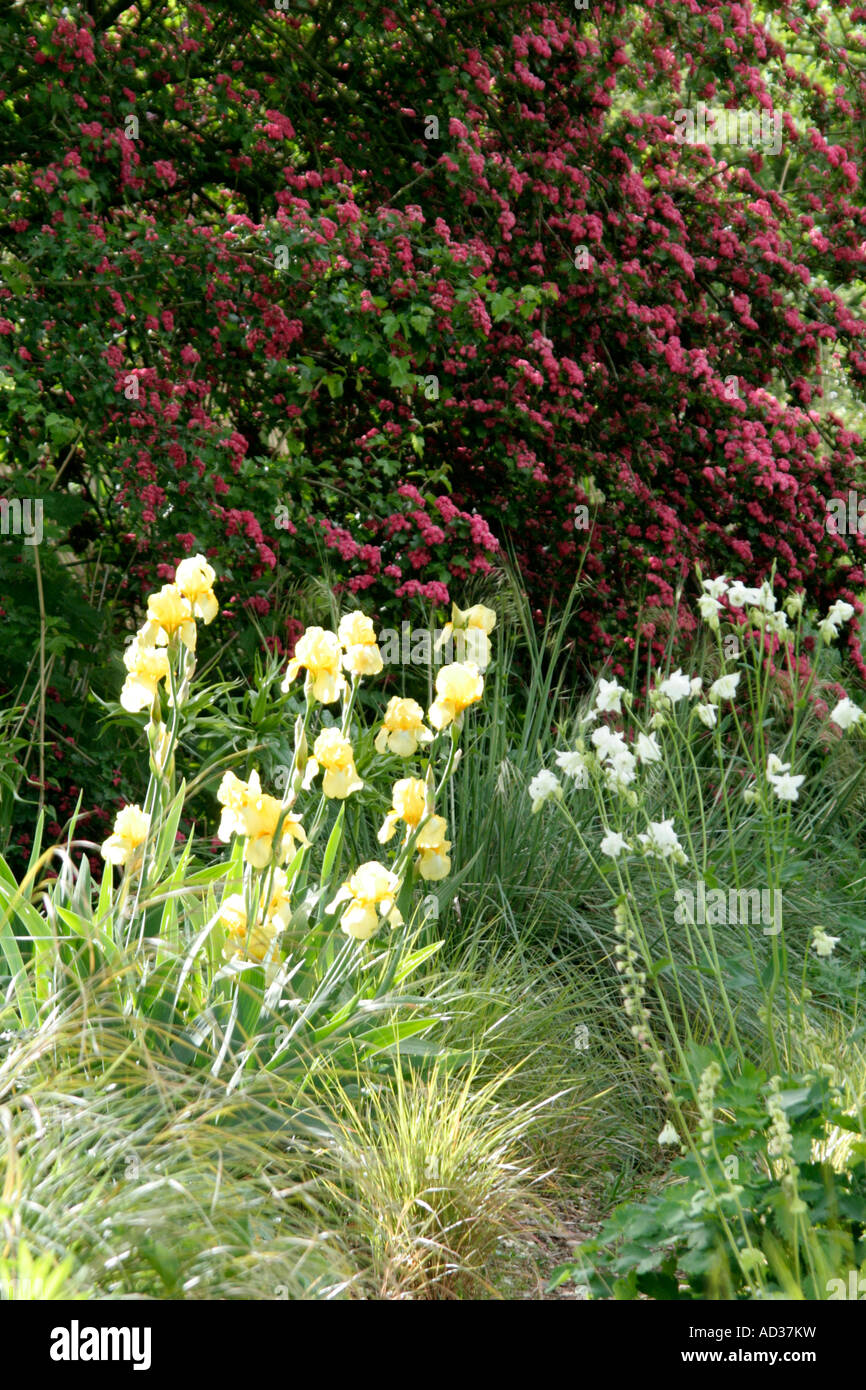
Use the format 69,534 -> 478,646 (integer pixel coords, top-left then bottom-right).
638,818 -> 686,862
591,725 -> 626,758
698,593 -> 722,630
757,580 -> 777,613
784,591 -> 805,619
830,698 -> 865,730
604,750 -> 637,793
709,672 -> 740,703
657,1121 -> 680,1146
595,678 -> 625,714
761,609 -> 789,637
820,599 -> 856,645
701,575 -> 728,600
726,581 -> 761,609
695,703 -> 717,729
636,732 -> 662,763
690,677 -> 703,697
555,749 -> 590,787
600,830 -> 631,859
658,668 -> 692,704
768,772 -> 805,803
811,927 -> 840,958
766,753 -> 791,778
828,599 -> 855,626
529,769 -> 563,813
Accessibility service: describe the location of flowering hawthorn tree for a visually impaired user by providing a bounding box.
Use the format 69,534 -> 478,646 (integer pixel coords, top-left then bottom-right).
2,0 -> 866,846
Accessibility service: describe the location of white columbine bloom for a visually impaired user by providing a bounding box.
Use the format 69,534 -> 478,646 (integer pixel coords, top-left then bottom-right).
604,750 -> 637,792
726,581 -> 761,609
768,772 -> 805,803
555,749 -> 590,786
698,593 -> 722,629
784,591 -> 804,619
812,927 -> 840,958
828,600 -> 855,626
638,818 -> 686,861
766,753 -> 790,777
820,600 -> 855,645
657,1121 -> 680,1146
528,769 -> 563,813
595,678 -> 625,714
600,830 -> 631,859
636,732 -> 662,763
591,725 -> 625,757
830,698 -> 865,730
701,575 -> 728,600
757,581 -> 777,613
658,668 -> 692,704
695,704 -> 717,729
709,672 -> 740,702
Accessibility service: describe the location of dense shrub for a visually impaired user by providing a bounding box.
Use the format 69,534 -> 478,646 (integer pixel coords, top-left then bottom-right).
3,1 -> 866,853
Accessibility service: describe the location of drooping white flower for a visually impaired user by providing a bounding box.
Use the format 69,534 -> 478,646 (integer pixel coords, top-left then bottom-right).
636,732 -> 662,763
658,668 -> 692,704
555,749 -> 590,786
600,830 -> 631,859
591,725 -> 625,757
690,677 -> 703,697
766,753 -> 791,778
709,672 -> 740,702
701,575 -> 728,600
768,772 -> 805,803
528,769 -> 563,813
830,698 -> 865,730
820,600 -> 856,645
638,818 -> 685,861
726,581 -> 761,609
828,599 -> 855,626
604,750 -> 637,792
762,610 -> 789,637
695,704 -> 717,729
784,591 -> 805,619
595,678 -> 625,714
811,927 -> 840,958
657,1121 -> 680,1146
698,593 -> 722,629
757,581 -> 777,613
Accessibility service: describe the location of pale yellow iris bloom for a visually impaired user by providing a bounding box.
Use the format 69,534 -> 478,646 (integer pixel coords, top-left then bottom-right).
281,627 -> 346,704
428,662 -> 484,730
101,803 -> 151,867
374,697 -> 433,757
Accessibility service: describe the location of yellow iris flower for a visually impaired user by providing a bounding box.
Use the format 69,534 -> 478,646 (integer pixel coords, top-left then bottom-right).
428,662 -> 484,730
120,636 -> 171,713
326,861 -> 404,941
281,627 -> 346,704
216,768 -> 309,868
374,697 -> 433,757
175,554 -> 219,624
308,727 -> 364,800
338,611 -> 384,676
101,803 -> 151,867
146,583 -> 197,651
